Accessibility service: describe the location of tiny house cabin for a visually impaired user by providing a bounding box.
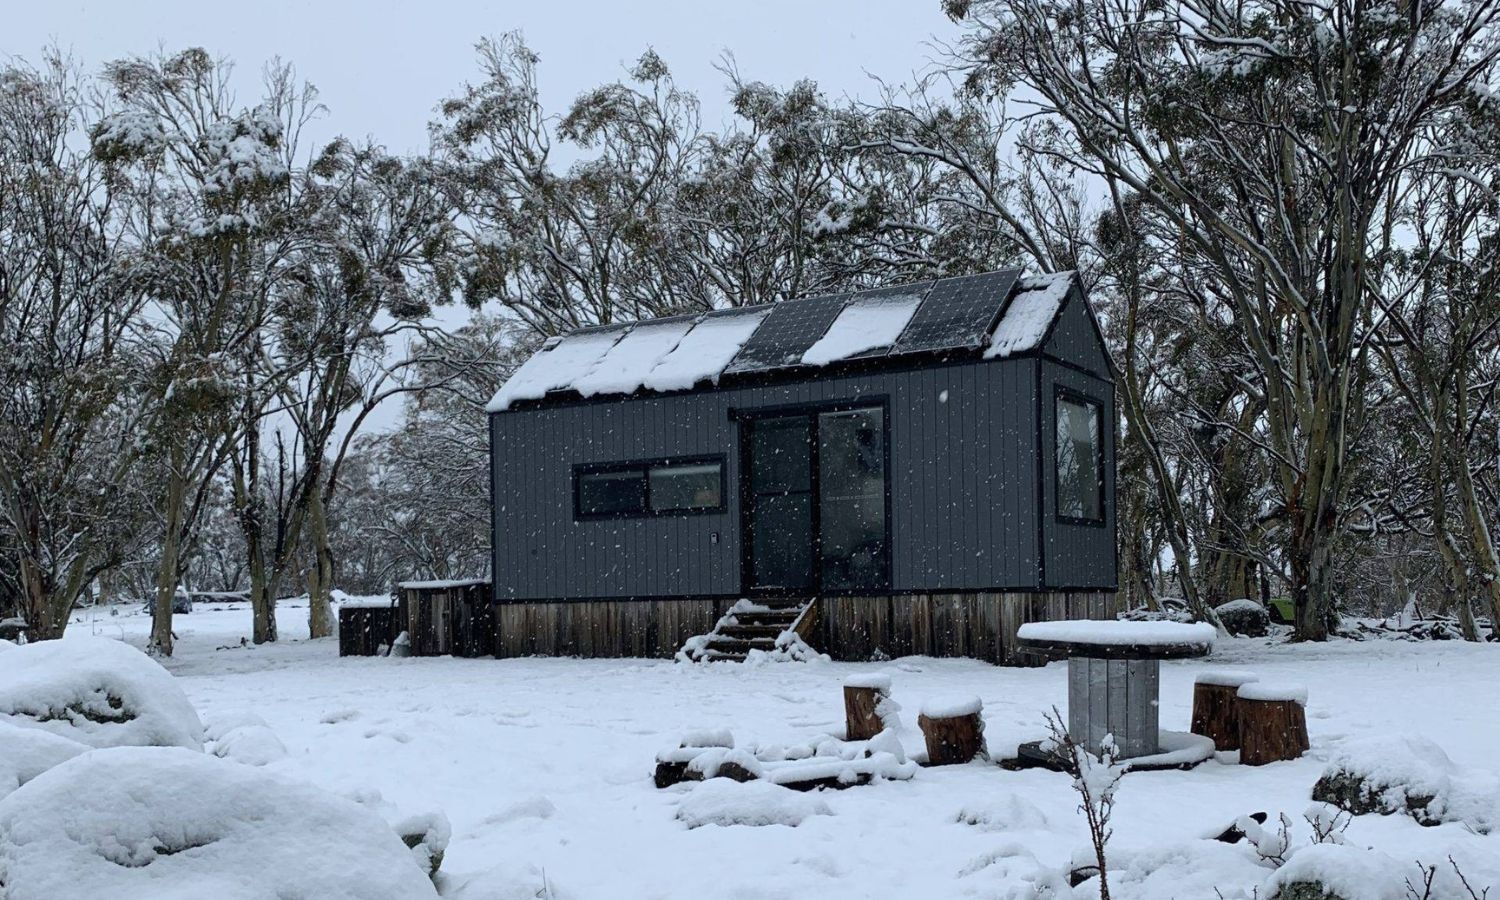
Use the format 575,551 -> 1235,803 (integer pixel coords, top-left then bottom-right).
487,269 -> 1119,665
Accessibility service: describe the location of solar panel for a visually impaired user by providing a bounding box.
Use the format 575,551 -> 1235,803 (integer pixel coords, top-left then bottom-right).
724,293 -> 851,374
889,270 -> 1022,355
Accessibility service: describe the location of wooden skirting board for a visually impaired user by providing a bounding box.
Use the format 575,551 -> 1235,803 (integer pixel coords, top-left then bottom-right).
494,591 -> 1118,665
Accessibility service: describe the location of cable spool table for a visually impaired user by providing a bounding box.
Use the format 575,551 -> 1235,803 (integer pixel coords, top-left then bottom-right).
1013,621 -> 1217,770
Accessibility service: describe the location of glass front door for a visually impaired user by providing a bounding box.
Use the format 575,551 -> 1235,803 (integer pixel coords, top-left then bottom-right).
743,406 -> 888,595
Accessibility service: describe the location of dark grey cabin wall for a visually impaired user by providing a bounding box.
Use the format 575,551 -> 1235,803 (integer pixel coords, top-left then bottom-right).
1039,357 -> 1118,589
490,358 -> 1043,601
1043,287 -> 1112,379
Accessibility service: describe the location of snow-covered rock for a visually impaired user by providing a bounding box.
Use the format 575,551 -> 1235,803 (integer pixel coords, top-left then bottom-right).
0,746 -> 440,900
1264,844 -> 1411,900
394,811 -> 451,878
0,637 -> 203,750
1311,735 -> 1499,833
675,778 -> 832,829
1215,598 -> 1271,637
209,723 -> 288,766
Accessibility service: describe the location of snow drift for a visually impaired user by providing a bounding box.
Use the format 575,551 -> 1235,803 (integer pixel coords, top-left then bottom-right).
0,746 -> 440,900
0,637 -> 203,750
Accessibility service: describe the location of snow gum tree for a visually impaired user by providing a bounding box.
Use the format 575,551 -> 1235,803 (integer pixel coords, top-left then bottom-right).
949,0 -> 1500,638
0,53 -> 152,639
92,48 -> 307,653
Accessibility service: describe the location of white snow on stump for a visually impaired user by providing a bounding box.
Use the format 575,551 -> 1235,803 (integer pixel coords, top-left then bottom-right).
1195,668 -> 1260,687
0,746 -> 439,900
675,779 -> 832,829
0,637 -> 203,750
1016,620 -> 1216,648
1236,682 -> 1308,705
919,695 -> 983,719
842,673 -> 892,691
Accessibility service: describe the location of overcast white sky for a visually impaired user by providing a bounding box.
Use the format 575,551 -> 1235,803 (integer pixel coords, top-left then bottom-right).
8,0 -> 956,153
7,0 -> 957,434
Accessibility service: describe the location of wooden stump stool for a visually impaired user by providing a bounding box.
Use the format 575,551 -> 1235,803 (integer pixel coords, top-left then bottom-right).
843,674 -> 894,741
918,696 -> 985,765
1191,669 -> 1259,751
1236,683 -> 1309,766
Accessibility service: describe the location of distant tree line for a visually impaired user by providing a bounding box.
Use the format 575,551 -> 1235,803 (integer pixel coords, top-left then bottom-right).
3,0 -> 1500,649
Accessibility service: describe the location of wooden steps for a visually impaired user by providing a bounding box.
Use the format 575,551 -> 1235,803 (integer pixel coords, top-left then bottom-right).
679,599 -> 818,662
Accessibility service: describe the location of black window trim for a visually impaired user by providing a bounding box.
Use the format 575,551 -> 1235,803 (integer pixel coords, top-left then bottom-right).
572,454 -> 728,521
1053,386 -> 1106,527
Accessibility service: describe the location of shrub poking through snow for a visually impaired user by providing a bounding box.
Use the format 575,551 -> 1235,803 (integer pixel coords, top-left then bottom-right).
1310,735 -> 1499,834
1042,708 -> 1123,900
0,746 -> 441,900
395,811 -> 452,880
202,712 -> 288,766
675,778 -> 831,829
0,637 -> 203,750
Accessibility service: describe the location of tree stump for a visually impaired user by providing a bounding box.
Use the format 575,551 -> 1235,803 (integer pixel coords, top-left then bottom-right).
918,696 -> 984,765
1236,683 -> 1309,766
1191,670 -> 1259,751
843,674 -> 892,741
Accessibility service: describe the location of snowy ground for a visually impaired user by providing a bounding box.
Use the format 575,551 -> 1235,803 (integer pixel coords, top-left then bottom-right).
62,602 -> 1500,899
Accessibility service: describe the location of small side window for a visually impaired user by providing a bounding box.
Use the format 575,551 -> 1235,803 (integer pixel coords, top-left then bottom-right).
577,469 -> 647,517
648,462 -> 722,512
1055,393 -> 1103,523
573,457 -> 725,519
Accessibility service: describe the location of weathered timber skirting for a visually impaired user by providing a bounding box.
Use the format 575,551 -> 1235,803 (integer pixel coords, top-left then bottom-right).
494,591 -> 1119,665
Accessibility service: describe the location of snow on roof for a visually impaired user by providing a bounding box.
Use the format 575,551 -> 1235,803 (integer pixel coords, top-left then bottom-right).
396,578 -> 489,590
985,271 -> 1075,359
642,309 -> 768,393
488,269 -> 1080,410
800,291 -> 924,366
486,330 -> 624,412
573,317 -> 697,398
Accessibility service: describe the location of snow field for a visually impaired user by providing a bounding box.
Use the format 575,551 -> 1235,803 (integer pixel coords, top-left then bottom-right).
27,603 -> 1500,898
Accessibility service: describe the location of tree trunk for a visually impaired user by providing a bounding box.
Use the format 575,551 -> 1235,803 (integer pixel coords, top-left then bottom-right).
918,710 -> 985,765
843,684 -> 886,742
149,465 -> 186,657
1238,697 -> 1309,766
306,486 -> 336,639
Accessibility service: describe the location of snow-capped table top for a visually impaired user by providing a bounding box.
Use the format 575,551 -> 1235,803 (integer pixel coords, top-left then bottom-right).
1016,620 -> 1216,659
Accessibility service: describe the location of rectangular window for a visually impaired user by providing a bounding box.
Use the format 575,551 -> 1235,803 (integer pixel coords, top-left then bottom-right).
1056,392 -> 1103,523
574,457 -> 724,520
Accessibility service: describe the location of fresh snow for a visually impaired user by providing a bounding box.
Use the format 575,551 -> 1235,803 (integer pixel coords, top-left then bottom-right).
643,309 -> 769,392
484,329 -> 622,411
986,272 -> 1074,359
800,293 -> 923,366
30,603 -> 1500,899
0,721 -> 89,799
572,318 -> 697,397
675,778 -> 832,829
0,637 -> 203,750
0,746 -> 439,900
1016,619 -> 1217,649
1195,668 -> 1261,687
1237,681 -> 1308,705
392,579 -> 487,590
920,695 -> 984,718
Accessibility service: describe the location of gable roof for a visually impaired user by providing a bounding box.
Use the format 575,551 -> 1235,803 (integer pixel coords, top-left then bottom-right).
487,268 -> 1082,412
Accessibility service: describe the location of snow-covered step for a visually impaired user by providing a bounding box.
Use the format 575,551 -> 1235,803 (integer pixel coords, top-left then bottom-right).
678,598 -> 819,663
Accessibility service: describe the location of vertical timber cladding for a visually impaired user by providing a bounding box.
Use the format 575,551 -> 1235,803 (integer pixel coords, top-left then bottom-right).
816,591 -> 1121,666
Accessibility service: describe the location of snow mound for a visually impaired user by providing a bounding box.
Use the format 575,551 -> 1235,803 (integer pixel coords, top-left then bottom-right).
675,779 -> 832,829
1265,844 -> 1410,900
1311,734 -> 1500,833
445,861 -> 568,900
209,724 -> 288,767
0,721 -> 89,799
0,637 -> 203,750
0,746 -> 439,900
955,795 -> 1051,832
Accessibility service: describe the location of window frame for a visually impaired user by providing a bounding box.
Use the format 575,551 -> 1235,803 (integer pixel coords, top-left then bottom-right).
572,454 -> 728,521
1053,387 -> 1106,527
